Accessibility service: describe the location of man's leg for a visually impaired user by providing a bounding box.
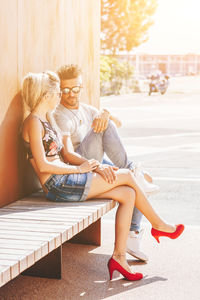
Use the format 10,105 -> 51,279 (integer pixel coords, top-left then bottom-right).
126,207 -> 148,261
76,121 -> 135,169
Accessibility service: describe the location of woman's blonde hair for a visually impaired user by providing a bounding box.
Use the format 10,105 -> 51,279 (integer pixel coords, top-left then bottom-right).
21,71 -> 62,142
22,71 -> 60,120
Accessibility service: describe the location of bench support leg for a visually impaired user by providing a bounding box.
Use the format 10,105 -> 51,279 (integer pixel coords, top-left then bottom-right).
22,246 -> 62,279
70,218 -> 101,246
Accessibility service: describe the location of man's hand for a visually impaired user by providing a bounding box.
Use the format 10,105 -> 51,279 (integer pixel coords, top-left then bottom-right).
91,110 -> 110,133
110,114 -> 122,128
95,164 -> 119,184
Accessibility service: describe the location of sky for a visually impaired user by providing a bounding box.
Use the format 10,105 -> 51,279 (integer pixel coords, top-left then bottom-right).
137,0 -> 200,54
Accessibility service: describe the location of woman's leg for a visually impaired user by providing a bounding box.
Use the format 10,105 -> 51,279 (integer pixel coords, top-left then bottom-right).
87,169 -> 175,233
90,185 -> 136,272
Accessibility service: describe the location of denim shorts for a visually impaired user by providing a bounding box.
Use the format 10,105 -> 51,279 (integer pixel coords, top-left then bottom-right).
44,172 -> 93,202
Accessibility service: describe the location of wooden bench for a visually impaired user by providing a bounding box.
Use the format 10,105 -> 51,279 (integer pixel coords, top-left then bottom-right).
0,194 -> 116,288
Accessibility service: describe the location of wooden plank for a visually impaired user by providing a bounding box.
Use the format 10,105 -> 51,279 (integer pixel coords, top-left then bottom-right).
7,200 -> 116,216
0,260 -> 19,279
0,231 -> 60,251
0,218 -> 73,239
0,254 -> 27,272
0,215 -> 80,235
5,204 -> 100,214
0,265 -> 10,288
0,209 -> 88,223
1,210 -> 92,227
13,199 -> 112,205
3,201 -> 116,224
0,249 -> 34,267
0,239 -> 48,260
0,208 -> 96,224
0,222 -> 68,242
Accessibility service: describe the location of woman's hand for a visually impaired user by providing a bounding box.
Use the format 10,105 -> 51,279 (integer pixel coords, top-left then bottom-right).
95,164 -> 119,184
78,159 -> 99,173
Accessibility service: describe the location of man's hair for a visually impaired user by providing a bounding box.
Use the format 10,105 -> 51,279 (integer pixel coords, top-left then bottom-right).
57,64 -> 82,80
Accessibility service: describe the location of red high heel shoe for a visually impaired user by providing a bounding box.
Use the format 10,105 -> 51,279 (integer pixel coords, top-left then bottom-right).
151,224 -> 185,243
107,257 -> 143,281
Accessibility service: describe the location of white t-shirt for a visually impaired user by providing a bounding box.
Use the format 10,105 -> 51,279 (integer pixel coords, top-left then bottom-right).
54,103 -> 99,150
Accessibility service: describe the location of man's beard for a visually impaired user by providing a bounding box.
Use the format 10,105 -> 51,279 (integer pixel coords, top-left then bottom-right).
67,97 -> 79,107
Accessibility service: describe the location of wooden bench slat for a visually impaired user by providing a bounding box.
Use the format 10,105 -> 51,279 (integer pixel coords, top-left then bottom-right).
0,223 -> 68,243
0,260 -> 19,279
10,199 -> 113,205
0,219 -> 74,238
0,233 -> 61,253
0,265 -> 11,288
0,253 -> 32,272
0,215 -> 79,234
0,208 -> 98,225
0,209 -> 91,223
0,248 -> 35,265
0,239 -> 48,259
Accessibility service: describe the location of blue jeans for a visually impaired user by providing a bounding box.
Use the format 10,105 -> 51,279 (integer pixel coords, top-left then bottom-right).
44,173 -> 93,202
76,120 -> 142,232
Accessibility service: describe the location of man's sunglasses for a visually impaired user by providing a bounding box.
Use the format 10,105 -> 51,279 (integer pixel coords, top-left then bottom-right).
61,86 -> 82,95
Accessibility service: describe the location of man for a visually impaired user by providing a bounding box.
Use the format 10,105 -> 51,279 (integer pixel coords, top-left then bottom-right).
54,64 -> 159,262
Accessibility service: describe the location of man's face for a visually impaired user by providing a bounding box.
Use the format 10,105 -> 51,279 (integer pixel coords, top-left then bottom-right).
60,76 -> 82,109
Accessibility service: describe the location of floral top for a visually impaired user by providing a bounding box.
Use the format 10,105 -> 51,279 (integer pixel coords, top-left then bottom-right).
24,121 -> 63,159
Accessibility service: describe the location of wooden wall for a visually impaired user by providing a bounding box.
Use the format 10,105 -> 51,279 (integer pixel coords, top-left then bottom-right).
0,0 -> 100,207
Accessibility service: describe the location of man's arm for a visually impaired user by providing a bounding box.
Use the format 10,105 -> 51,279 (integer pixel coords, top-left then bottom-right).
91,109 -> 122,133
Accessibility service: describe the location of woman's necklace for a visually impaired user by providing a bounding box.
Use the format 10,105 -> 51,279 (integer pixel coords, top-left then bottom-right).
67,108 -> 82,125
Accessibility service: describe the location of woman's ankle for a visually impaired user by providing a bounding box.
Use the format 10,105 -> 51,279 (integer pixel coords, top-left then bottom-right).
112,252 -> 126,258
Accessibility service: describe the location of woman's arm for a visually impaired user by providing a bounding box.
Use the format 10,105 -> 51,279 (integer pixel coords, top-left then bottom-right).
61,135 -> 100,167
61,135 -> 88,165
27,118 -> 97,174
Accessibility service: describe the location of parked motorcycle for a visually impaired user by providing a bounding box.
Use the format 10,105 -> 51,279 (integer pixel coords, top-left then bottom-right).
149,75 -> 169,96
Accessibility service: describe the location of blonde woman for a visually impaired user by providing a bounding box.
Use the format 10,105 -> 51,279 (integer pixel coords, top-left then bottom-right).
21,71 -> 184,281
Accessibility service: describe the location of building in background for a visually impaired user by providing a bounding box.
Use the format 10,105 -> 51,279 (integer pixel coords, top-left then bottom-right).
118,53 -> 200,76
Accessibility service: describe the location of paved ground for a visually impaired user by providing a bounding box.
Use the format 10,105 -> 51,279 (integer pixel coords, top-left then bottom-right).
1,222 -> 199,300
0,76 -> 200,299
101,76 -> 200,227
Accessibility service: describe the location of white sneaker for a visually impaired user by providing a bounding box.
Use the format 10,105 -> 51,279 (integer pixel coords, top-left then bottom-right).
126,228 -> 148,262
133,163 -> 159,196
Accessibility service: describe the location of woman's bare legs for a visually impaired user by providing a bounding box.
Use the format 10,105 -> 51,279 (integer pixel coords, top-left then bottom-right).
87,169 -> 176,232
86,169 -> 176,273
87,185 -> 136,272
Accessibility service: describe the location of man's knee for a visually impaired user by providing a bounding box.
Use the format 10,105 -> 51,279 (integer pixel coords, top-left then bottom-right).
105,120 -> 117,132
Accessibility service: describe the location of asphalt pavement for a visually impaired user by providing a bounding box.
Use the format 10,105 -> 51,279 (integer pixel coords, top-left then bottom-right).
101,76 -> 200,227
